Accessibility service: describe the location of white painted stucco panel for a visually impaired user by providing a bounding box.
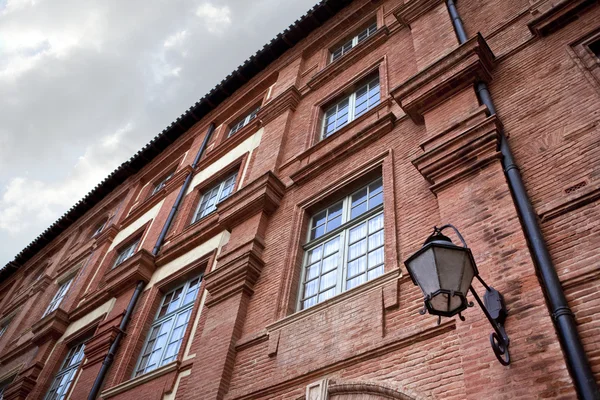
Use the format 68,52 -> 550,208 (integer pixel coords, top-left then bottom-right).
186,128 -> 263,195
145,231 -> 229,290
109,200 -> 165,252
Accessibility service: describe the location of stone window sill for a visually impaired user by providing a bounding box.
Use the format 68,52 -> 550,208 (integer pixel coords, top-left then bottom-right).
100,361 -> 179,399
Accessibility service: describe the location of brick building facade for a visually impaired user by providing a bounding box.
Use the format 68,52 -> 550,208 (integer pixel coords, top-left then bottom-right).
1,0 -> 599,399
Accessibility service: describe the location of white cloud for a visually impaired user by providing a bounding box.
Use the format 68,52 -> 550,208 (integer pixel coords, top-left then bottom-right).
0,0 -> 320,266
196,3 -> 231,34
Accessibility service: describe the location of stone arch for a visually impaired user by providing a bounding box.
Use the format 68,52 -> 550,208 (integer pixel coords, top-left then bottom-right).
327,382 -> 416,400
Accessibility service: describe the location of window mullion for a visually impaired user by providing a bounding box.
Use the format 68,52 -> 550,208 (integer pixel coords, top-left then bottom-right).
349,92 -> 356,124
157,313 -> 178,368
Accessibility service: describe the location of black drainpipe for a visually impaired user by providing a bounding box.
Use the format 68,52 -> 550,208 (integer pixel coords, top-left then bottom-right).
87,123 -> 216,400
446,1 -> 599,398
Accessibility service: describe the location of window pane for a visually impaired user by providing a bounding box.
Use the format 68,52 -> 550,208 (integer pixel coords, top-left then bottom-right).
307,245 -> 322,264
326,215 -> 342,232
347,274 -> 366,290
311,224 -> 326,240
303,296 -> 317,309
312,210 -> 327,230
321,254 -> 338,273
323,236 -> 340,256
319,270 -> 337,291
304,279 -> 318,298
368,230 -> 384,249
347,256 -> 366,278
352,187 -> 368,207
318,287 -> 336,302
368,213 -> 384,233
348,238 -> 367,260
368,247 -> 384,268
306,263 -> 320,281
348,222 -> 367,244
351,201 -> 368,220
368,265 -> 385,280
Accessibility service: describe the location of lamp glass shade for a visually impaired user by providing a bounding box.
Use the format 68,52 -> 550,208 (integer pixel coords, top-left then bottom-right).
405,239 -> 477,317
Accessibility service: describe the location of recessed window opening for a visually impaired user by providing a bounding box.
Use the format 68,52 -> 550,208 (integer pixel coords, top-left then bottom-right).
151,170 -> 175,196
192,172 -> 238,223
228,106 -> 260,138
330,21 -> 377,63
112,239 -> 140,269
321,74 -> 380,140
299,177 -> 384,310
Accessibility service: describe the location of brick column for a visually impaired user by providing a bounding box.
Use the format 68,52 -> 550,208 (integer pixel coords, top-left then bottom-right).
392,2 -> 574,397
181,173 -> 284,400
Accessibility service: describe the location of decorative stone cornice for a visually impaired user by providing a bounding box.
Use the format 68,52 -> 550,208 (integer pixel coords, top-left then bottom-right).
31,308 -> 70,344
289,109 -> 396,185
217,172 -> 286,230
390,34 -> 495,124
412,115 -> 502,193
257,86 -> 301,125
204,239 -> 265,307
30,274 -> 52,296
69,288 -> 111,321
393,0 -> 445,27
103,249 -> 156,296
93,224 -> 119,248
528,0 -> 598,36
83,313 -> 123,367
2,362 -> 44,400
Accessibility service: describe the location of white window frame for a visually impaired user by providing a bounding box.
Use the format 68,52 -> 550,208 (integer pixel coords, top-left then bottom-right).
43,341 -> 85,400
192,172 -> 238,223
150,170 -> 175,196
112,239 -> 140,269
297,178 -> 384,311
330,21 -> 377,63
43,278 -> 73,317
133,276 -> 202,377
321,75 -> 380,140
228,106 -> 260,138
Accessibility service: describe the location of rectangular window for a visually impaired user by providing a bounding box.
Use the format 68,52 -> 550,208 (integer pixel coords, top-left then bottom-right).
44,342 -> 85,400
43,279 -> 73,317
112,240 -> 140,269
330,22 -> 377,63
321,74 -> 380,139
150,171 -> 175,196
299,178 -> 384,310
228,106 -> 260,138
134,276 -> 202,377
192,172 -> 238,222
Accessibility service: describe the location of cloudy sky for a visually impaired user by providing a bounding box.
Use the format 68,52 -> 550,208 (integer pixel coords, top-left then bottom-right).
0,0 -> 319,265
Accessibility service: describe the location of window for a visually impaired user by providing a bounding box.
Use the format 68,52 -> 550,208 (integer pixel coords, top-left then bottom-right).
44,341 -> 86,400
112,240 -> 140,269
134,276 -> 202,377
0,376 -> 15,400
43,279 -> 73,317
589,38 -> 600,58
330,22 -> 377,63
228,106 -> 260,137
321,74 -> 380,139
299,178 -> 384,310
0,320 -> 9,338
91,220 -> 106,237
150,171 -> 175,196
192,172 -> 238,222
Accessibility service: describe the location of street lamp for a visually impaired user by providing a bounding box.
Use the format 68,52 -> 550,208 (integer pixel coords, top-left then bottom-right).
404,224 -> 511,365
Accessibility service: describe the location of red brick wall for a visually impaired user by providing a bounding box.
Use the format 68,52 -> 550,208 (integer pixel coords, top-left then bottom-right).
1,1 -> 599,399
